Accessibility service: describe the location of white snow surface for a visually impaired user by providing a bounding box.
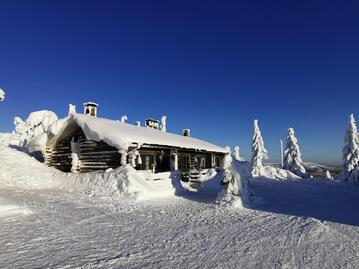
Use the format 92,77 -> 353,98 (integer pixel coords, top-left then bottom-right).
2,141 -> 359,268
26,132 -> 48,153
72,113 -> 227,152
259,165 -> 301,180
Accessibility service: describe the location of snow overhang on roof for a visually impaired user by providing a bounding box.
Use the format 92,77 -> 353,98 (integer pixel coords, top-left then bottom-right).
71,113 -> 227,153
83,102 -> 99,107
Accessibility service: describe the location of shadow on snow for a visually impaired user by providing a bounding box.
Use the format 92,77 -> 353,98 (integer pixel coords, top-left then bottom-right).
250,177 -> 359,227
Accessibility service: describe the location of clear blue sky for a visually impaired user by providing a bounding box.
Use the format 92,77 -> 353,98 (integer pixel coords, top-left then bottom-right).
0,0 -> 358,164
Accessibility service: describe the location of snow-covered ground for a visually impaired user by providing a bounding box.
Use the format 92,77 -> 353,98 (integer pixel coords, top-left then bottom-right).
1,141 -> 359,268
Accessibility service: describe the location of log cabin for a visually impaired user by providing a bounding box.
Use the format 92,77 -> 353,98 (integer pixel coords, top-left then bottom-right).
45,103 -> 226,175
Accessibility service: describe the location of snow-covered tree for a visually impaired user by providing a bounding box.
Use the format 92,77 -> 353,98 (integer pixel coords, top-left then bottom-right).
221,146 -> 233,185
68,104 -> 76,116
13,110 -> 58,147
160,116 -> 167,132
120,115 -> 128,123
217,146 -> 253,207
0,88 -> 5,101
326,170 -> 333,180
251,119 -> 268,176
338,114 -> 359,183
233,146 -> 245,161
283,128 -> 307,177
13,117 -> 32,147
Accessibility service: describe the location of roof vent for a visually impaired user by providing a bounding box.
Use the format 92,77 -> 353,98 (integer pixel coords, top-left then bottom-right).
83,102 -> 98,117
183,128 -> 191,137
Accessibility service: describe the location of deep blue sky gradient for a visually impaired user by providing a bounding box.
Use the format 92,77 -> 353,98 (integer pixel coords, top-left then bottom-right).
0,0 -> 358,164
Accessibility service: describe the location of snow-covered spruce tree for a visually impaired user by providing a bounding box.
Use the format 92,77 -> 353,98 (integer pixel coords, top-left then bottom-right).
221,146 -> 233,185
218,146 -> 253,207
339,114 -> 359,183
233,146 -> 245,161
326,170 -> 333,180
283,128 -> 307,177
251,119 -> 268,176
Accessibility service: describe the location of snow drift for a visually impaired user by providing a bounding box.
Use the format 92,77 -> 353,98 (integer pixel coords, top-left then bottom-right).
0,141 -> 183,201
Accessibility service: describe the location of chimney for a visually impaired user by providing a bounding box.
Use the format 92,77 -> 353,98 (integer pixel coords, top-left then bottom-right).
83,102 -> 98,117
183,128 -> 191,137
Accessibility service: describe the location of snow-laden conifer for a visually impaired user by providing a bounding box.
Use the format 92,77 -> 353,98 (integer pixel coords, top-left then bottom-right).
338,114 -> 359,183
283,128 -> 307,177
251,119 -> 268,176
326,170 -> 333,180
218,146 -> 253,207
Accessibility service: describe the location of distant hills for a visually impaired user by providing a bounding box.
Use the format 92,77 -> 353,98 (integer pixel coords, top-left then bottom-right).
269,162 -> 341,178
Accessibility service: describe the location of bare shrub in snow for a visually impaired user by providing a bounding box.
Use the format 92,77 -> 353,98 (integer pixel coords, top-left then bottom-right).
251,119 -> 268,176
283,128 -> 307,177
338,114 -> 359,184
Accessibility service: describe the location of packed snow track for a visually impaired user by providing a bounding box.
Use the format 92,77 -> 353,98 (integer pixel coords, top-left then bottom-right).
1,144 -> 359,268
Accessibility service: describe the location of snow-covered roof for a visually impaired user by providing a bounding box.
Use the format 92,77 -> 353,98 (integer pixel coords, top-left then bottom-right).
68,114 -> 227,153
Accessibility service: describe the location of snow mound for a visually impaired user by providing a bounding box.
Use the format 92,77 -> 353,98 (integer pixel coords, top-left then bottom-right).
259,165 -> 301,180
0,133 -> 22,147
63,165 -> 182,200
0,144 -> 59,189
0,142 -> 181,200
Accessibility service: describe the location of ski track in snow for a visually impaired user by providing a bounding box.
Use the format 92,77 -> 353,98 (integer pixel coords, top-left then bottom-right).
1,187 -> 359,269
2,144 -> 359,268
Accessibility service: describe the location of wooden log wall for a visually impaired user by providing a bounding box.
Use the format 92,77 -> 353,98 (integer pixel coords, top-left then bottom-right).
77,139 -> 121,172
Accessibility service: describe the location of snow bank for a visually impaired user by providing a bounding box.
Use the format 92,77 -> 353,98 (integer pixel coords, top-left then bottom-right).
72,114 -> 226,153
0,133 -> 22,147
0,142 -> 182,200
259,165 -> 301,180
0,144 -> 59,189
63,165 -> 183,200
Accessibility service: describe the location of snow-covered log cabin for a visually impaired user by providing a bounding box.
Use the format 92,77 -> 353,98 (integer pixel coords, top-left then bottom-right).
45,103 -> 226,175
